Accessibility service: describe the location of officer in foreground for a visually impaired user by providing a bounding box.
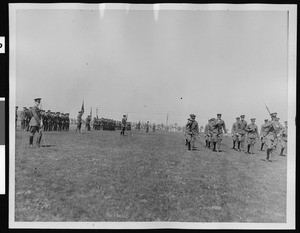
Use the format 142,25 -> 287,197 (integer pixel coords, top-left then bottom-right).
28,98 -> 43,147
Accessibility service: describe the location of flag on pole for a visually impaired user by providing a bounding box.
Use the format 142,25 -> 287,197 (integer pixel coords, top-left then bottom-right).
81,100 -> 84,114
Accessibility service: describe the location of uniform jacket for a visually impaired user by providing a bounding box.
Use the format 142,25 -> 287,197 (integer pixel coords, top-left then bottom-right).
215,119 -> 227,134
29,105 -> 41,126
238,120 -> 248,134
186,120 -> 199,134
204,123 -> 210,135
262,120 -> 283,137
260,123 -> 269,137
245,123 -> 259,138
121,117 -> 127,127
231,122 -> 240,134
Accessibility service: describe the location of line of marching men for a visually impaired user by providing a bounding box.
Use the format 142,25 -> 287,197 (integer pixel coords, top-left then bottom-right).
18,106 -> 70,131
186,112 -> 287,162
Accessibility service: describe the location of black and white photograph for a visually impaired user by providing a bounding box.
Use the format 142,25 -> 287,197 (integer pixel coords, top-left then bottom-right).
9,3 -> 296,229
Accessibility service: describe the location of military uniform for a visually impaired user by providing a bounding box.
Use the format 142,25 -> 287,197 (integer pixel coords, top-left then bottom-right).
76,111 -> 83,133
211,114 -> 227,152
259,119 -> 269,151
245,118 -> 259,154
29,98 -> 43,147
204,119 -> 211,148
231,117 -> 240,149
152,123 -> 156,132
85,115 -> 91,131
262,113 -> 283,162
185,114 -> 199,150
146,121 -> 149,133
238,115 -> 247,151
120,115 -> 127,135
279,121 -> 288,156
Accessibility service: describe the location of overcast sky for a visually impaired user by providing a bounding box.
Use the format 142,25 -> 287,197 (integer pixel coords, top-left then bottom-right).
14,7 -> 288,127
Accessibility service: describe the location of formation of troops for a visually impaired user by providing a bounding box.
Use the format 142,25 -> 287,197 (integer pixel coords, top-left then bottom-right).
17,106 -> 70,132
17,98 -> 289,162
186,112 -> 288,162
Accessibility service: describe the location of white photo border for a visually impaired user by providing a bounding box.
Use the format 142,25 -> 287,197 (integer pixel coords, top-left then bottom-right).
9,3 -> 297,229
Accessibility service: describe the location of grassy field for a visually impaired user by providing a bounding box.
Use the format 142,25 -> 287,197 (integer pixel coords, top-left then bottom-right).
14,126 -> 287,222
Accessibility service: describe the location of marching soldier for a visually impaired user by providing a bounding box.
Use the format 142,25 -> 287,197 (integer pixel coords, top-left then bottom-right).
231,117 -> 240,150
185,114 -> 199,150
204,119 -> 211,148
262,113 -> 283,162
120,115 -> 127,136
211,114 -> 227,152
245,118 -> 259,154
279,121 -> 288,156
28,98 -> 43,147
259,119 -> 269,151
238,115 -> 247,151
76,111 -> 83,133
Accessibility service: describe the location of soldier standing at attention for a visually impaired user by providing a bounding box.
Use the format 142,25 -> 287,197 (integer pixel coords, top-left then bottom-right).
204,119 -> 211,148
85,115 -> 91,131
262,113 -> 283,162
185,114 -> 199,150
259,119 -> 269,151
231,117 -> 240,150
15,106 -> 18,128
238,115 -> 247,151
245,118 -> 259,154
76,111 -> 83,133
146,121 -> 149,133
213,113 -> 227,152
29,98 -> 43,147
279,121 -> 288,156
120,115 -> 127,136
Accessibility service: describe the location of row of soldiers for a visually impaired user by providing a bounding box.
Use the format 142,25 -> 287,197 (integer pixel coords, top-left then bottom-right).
17,106 -> 70,131
186,112 -> 287,162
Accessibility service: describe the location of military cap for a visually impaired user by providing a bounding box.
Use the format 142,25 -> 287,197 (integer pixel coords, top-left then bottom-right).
251,118 -> 256,121
56,112 -> 60,114
240,115 -> 245,118
47,110 -> 51,112
217,113 -> 222,116
284,121 -> 288,124
270,112 -> 277,117
236,117 -> 240,119
34,98 -> 41,101
78,111 -> 82,113
190,114 -> 196,117
264,119 -> 268,121
16,106 -> 18,108
123,115 -> 126,117
211,118 -> 215,121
